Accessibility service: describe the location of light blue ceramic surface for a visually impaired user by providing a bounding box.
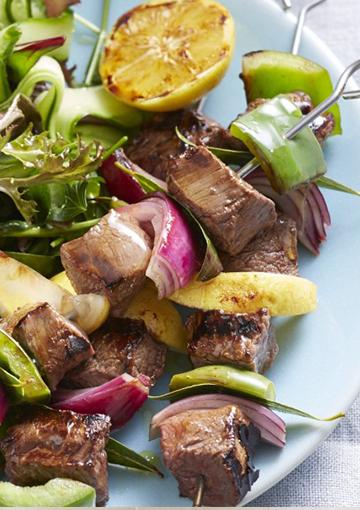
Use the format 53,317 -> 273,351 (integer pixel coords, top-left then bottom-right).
70,0 -> 360,506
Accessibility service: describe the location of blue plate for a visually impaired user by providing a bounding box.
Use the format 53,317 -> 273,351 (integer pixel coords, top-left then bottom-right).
71,0 -> 360,505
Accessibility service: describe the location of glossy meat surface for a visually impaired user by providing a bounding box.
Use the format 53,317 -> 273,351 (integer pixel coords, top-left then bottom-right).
160,405 -> 259,506
167,146 -> 276,255
220,214 -> 298,275
60,210 -> 152,316
0,408 -> 110,506
64,318 -> 166,388
187,309 -> 278,373
126,109 -> 245,181
4,303 -> 93,391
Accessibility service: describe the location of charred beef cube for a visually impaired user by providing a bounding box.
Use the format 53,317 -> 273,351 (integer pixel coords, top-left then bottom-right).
160,405 -> 260,506
220,214 -> 298,276
308,112 -> 335,144
167,146 -> 276,255
64,318 -> 167,388
126,109 -> 245,181
60,209 -> 152,317
0,408 -> 110,506
3,303 -> 93,391
246,92 -> 335,144
187,309 -> 278,373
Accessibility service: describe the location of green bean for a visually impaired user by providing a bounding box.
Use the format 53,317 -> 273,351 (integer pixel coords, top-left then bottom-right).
169,365 -> 276,401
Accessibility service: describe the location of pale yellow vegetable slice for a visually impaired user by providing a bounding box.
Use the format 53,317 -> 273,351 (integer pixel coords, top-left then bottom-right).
125,280 -> 187,352
170,272 -> 317,316
100,0 -> 235,112
0,253 -> 109,334
51,270 -> 76,294
53,273 -> 187,352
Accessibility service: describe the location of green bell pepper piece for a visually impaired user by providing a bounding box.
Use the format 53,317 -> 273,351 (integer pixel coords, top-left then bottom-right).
0,478 -> 96,507
231,95 -> 326,193
169,365 -> 276,401
0,329 -> 50,404
242,50 -> 341,135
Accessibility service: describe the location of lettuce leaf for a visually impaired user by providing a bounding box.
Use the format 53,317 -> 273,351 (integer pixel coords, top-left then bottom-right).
0,127 -> 102,222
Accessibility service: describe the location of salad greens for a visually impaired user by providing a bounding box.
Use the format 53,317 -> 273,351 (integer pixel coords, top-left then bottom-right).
0,0 -> 356,280
0,125 -> 102,222
0,0 -> 145,275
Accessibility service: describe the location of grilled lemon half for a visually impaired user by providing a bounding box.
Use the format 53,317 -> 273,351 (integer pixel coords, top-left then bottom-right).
100,0 -> 235,111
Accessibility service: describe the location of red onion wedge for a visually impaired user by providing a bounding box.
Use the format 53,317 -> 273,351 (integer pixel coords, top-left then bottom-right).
245,169 -> 331,255
53,373 -> 150,430
150,394 -> 286,448
122,192 -> 201,298
101,150 -> 147,204
101,149 -> 167,204
0,383 -> 8,425
15,37 -> 66,53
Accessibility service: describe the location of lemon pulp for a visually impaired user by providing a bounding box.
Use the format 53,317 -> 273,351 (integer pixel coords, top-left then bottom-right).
100,0 -> 235,111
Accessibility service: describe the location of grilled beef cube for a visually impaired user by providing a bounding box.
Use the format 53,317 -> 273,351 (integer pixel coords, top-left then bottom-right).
126,109 -> 245,181
60,209 -> 152,317
246,92 -> 335,144
64,318 -> 166,388
309,112 -> 335,144
187,309 -> 278,373
0,408 -> 110,506
167,146 -> 276,255
160,405 -> 260,506
3,303 -> 93,391
220,214 -> 298,276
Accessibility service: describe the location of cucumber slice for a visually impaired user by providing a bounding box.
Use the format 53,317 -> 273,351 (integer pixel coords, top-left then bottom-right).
7,0 -> 31,22
16,11 -> 74,61
0,3 -> 10,27
76,123 -> 126,149
242,50 -> 341,135
0,478 -> 96,507
52,86 -> 145,139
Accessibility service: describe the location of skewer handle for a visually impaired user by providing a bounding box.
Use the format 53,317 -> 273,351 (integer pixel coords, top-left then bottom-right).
291,0 -> 327,55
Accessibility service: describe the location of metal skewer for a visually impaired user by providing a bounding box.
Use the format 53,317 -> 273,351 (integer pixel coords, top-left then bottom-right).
282,0 -> 292,10
237,59 -> 360,179
196,0 -> 295,113
193,476 -> 205,507
343,89 -> 360,100
291,0 -> 327,55
291,0 -> 359,99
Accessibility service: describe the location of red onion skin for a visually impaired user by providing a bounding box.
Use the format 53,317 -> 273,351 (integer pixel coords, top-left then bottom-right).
150,394 -> 286,448
53,374 -> 149,430
0,384 -> 8,425
101,154 -> 146,204
15,36 -> 66,53
245,170 -> 330,255
121,193 -> 201,298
